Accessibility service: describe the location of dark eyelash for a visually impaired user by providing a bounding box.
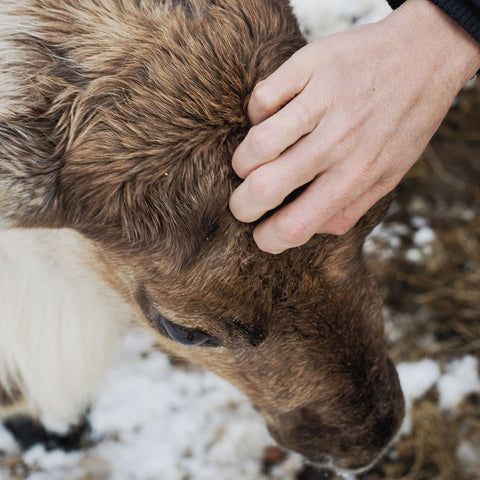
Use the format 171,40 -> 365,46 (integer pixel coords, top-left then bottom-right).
157,316 -> 218,347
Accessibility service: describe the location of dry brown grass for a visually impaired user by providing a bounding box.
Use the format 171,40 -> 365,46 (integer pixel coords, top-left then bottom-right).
354,80 -> 480,480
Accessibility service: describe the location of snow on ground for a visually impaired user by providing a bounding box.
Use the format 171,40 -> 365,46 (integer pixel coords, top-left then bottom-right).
0,426 -> 16,456
396,359 -> 441,435
397,356 -> 480,435
86,330 -> 303,480
437,356 -> 480,411
5,329 -> 304,480
1,329 -> 479,480
364,211 -> 437,264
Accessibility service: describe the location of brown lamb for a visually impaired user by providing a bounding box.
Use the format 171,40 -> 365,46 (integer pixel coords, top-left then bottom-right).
0,0 -> 405,473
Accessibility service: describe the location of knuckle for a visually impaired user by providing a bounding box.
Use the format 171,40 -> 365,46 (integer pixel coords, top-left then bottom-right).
251,81 -> 276,113
248,125 -> 277,161
356,160 -> 378,180
291,99 -> 316,132
376,176 -> 399,194
324,217 -> 356,236
276,215 -> 311,247
248,170 -> 279,207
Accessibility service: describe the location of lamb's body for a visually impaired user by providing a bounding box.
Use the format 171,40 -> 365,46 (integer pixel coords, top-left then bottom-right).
0,0 -> 404,472
0,229 -> 128,422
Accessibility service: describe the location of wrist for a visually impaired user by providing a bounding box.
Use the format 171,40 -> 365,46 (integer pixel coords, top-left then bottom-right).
383,0 -> 480,88
387,0 -> 480,45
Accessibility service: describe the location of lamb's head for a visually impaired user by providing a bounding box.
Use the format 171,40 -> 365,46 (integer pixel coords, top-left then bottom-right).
121,220 -> 405,472
4,0 -> 405,472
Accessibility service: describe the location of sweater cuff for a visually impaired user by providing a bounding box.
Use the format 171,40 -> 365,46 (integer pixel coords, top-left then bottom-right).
429,0 -> 480,42
385,1 -> 480,43
386,0 -> 406,7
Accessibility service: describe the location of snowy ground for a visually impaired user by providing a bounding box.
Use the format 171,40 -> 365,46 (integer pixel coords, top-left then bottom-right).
1,1 -> 480,480
1,329 -> 479,480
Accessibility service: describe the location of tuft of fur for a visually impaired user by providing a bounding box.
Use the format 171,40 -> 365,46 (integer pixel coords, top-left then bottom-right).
0,0 -> 304,258
0,229 -> 131,423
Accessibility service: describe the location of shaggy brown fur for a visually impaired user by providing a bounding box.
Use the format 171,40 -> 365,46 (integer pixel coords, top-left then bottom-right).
0,0 -> 405,472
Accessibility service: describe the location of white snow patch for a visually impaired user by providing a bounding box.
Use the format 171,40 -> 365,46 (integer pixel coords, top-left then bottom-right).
26,472 -> 83,480
340,473 -> 357,480
457,441 -> 479,476
24,446 -> 83,475
397,359 -> 441,404
396,356 -> 480,435
0,424 -> 17,455
364,222 -> 403,260
405,248 -> 422,263
88,331 -> 289,480
460,207 -> 476,221
438,355 -> 480,410
38,417 -> 70,437
411,216 -> 427,229
397,359 -> 441,434
403,220 -> 435,262
413,226 -> 435,246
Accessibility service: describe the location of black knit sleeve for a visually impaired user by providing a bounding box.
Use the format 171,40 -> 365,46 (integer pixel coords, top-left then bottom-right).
385,0 -> 480,43
386,0 -> 406,7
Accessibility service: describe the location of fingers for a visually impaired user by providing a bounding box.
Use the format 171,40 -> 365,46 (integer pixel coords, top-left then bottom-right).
232,95 -> 320,179
319,178 -> 398,235
231,49 -> 315,179
247,49 -> 313,125
251,170 -> 393,254
229,150 -> 314,223
230,126 -> 337,223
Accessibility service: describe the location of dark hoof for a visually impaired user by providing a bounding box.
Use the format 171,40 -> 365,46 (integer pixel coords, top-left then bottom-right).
3,415 -> 90,452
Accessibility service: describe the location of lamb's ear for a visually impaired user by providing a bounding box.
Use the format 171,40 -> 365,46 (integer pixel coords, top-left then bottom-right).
0,118 -> 62,229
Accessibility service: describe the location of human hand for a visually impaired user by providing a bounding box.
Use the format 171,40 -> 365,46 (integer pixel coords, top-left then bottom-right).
229,0 -> 480,254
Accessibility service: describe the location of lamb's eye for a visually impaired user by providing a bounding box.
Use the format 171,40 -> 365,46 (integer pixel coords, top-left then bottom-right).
159,317 -> 214,347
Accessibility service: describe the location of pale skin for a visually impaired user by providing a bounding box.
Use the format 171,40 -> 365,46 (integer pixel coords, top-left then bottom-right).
230,0 -> 480,254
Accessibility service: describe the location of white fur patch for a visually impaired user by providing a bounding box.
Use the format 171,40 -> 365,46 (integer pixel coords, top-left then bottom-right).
0,228 -> 133,424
